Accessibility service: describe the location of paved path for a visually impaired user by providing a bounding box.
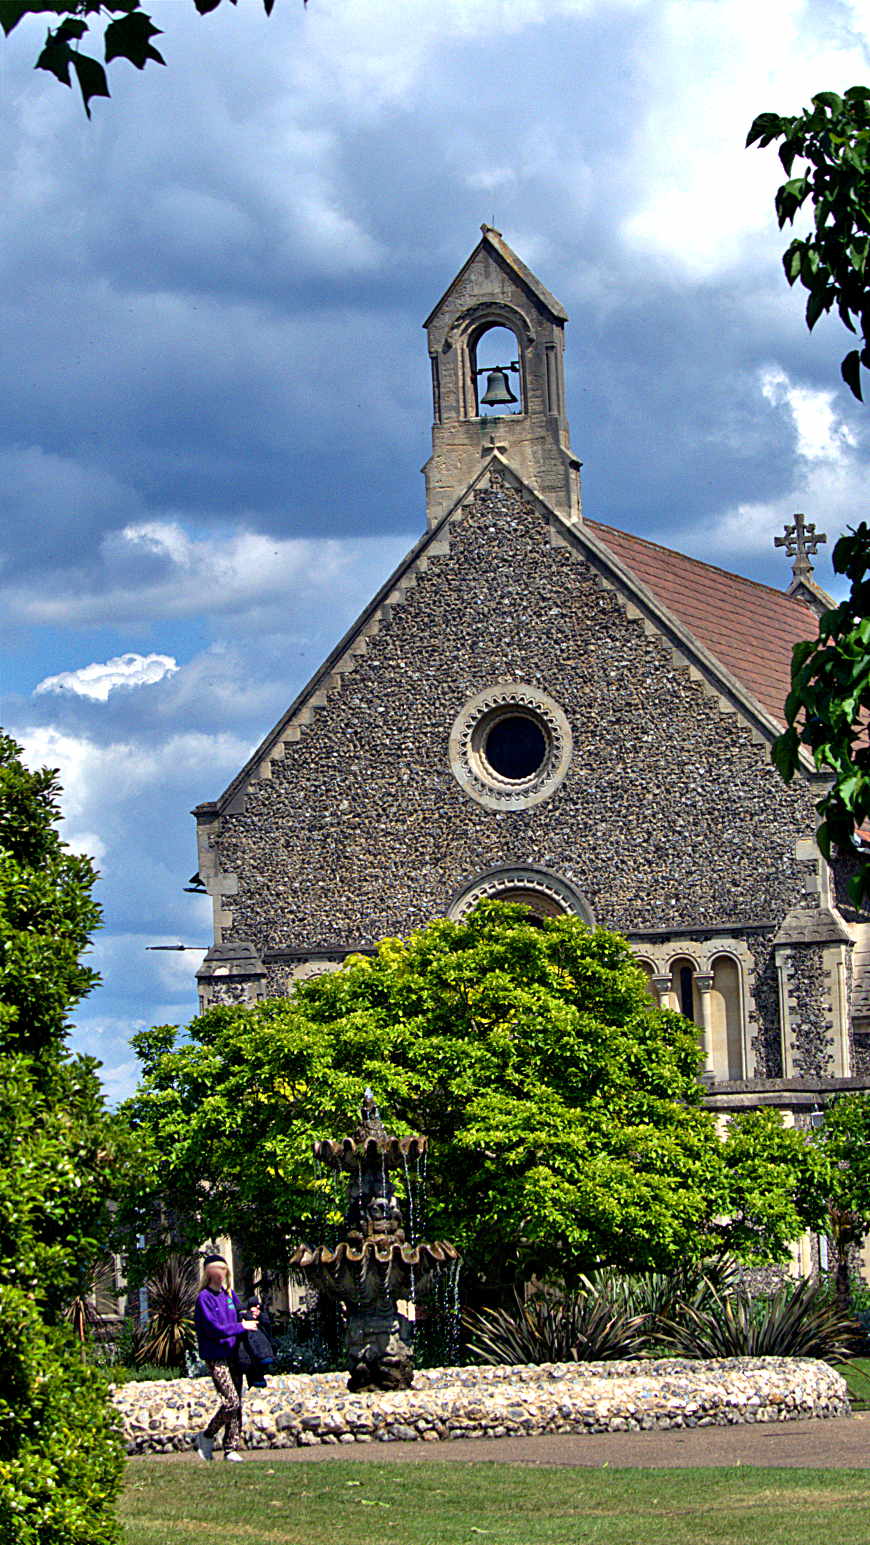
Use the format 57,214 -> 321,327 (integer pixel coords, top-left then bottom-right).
147,1413 -> 870,1469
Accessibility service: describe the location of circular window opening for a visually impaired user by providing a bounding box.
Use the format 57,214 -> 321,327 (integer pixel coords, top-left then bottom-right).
482,713 -> 548,782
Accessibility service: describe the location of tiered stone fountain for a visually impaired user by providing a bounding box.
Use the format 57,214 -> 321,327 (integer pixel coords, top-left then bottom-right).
290,1091 -> 459,1391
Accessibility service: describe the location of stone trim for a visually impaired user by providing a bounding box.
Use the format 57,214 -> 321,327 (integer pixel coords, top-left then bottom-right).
776,937 -> 853,1078
196,941 -> 266,1010
448,683 -> 573,811
448,865 -> 594,922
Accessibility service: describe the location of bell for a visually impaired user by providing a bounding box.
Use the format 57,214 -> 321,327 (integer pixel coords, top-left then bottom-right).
480,367 -> 518,408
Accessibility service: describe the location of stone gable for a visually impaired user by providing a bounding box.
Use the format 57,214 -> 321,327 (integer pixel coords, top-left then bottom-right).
200,477 -> 822,1047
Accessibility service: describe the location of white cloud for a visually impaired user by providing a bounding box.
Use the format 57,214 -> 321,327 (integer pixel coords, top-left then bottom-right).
14,725 -> 251,863
682,363 -> 868,562
4,515 -> 413,633
759,366 -> 857,462
620,0 -> 870,278
36,652 -> 178,703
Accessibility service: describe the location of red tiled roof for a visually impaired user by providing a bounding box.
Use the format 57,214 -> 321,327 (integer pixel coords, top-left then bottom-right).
585,518 -> 819,726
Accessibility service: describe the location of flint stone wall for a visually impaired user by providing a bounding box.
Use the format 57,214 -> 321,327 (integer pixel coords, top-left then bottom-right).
114,1357 -> 849,1454
203,482 -> 825,1074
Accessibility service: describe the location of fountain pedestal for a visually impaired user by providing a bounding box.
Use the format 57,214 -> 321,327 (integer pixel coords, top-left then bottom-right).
290,1094 -> 459,1390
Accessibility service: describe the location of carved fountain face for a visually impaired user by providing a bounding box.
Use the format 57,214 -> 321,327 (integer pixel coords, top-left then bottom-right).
364,1195 -> 403,1238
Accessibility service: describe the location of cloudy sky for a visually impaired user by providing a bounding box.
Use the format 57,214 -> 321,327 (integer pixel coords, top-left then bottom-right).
2,0 -> 869,1102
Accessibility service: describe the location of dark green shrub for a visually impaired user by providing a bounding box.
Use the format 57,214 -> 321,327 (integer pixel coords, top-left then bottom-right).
463,1282 -> 648,1365
659,1277 -> 862,1362
0,1285 -> 123,1544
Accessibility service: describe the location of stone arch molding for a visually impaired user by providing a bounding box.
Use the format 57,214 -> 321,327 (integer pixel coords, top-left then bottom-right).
449,865 -> 595,924
448,682 -> 573,811
444,300 -> 536,354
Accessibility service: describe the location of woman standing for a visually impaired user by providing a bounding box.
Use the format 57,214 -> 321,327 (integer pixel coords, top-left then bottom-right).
193,1253 -> 253,1462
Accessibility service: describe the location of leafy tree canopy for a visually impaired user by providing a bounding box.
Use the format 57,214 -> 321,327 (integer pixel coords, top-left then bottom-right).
0,0 -> 284,117
772,522 -> 870,905
0,1285 -> 123,1545
810,1092 -> 870,1306
122,903 -> 825,1291
748,86 -> 870,400
750,89 -> 870,892
0,731 -> 125,1540
0,731 -> 128,1316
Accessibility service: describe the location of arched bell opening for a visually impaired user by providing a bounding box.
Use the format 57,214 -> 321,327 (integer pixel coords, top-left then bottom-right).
471,323 -> 524,417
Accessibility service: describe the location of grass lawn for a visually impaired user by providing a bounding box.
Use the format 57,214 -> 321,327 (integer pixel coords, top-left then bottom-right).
838,1360 -> 870,1410
121,1460 -> 870,1545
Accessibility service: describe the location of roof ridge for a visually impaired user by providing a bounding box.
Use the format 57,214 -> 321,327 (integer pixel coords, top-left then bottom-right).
585,516 -> 818,612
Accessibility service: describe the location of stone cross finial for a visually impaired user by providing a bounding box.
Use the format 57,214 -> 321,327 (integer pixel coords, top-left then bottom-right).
775,512 -> 827,583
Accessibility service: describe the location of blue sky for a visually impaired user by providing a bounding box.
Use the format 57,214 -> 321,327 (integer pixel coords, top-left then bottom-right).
1,0 -> 869,1101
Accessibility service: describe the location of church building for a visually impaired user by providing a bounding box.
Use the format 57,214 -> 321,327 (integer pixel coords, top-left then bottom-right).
192,226 -> 870,1156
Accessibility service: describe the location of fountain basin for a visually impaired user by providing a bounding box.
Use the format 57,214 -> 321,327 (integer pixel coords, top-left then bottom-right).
291,1239 -> 458,1296
114,1357 -> 851,1454
315,1133 -> 427,1171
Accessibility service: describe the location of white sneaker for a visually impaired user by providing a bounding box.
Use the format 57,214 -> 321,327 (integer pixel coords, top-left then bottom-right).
223,1450 -> 244,1462
194,1433 -> 214,1462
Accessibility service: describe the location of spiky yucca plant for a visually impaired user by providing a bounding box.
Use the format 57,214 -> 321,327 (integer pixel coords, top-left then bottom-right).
64,1256 -> 120,1353
136,1254 -> 198,1368
659,1277 -> 861,1362
590,1257 -> 740,1329
463,1282 -> 648,1365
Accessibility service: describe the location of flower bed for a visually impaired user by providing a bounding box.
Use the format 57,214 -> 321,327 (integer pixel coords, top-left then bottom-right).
113,1357 -> 850,1454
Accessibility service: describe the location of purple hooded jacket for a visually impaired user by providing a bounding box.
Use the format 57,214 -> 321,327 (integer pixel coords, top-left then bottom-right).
194,1286 -> 245,1362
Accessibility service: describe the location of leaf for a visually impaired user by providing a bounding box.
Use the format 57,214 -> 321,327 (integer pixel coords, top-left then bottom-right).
841,349 -> 864,401
70,50 -> 110,117
0,3 -> 32,36
785,244 -> 803,281
193,0 -> 225,11
35,34 -> 72,86
813,90 -> 844,113
805,284 -> 831,330
104,10 -> 164,69
771,728 -> 799,782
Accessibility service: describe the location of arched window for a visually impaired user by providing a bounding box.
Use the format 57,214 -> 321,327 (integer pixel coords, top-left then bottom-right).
669,955 -> 699,1023
709,955 -> 744,1080
636,959 -> 658,1007
472,324 -> 523,416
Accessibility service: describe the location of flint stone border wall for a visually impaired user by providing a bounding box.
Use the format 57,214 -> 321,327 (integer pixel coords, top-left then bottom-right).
113,1357 -> 849,1454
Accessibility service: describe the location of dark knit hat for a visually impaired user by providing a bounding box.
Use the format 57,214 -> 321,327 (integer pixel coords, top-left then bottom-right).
203,1253 -> 228,1268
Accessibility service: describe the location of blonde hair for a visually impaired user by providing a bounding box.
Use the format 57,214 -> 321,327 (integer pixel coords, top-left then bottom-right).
199,1259 -> 233,1292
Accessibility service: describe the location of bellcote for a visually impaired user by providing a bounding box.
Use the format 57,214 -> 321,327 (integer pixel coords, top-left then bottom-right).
422,226 -> 582,528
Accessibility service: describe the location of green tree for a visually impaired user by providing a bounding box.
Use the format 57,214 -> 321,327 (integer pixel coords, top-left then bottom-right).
0,730 -> 121,1313
772,520 -> 870,906
748,86 -> 870,400
0,730 -> 124,1542
749,88 -> 870,895
123,903 -> 823,1294
0,0 -> 284,116
0,1287 -> 123,1545
810,1093 -> 870,1309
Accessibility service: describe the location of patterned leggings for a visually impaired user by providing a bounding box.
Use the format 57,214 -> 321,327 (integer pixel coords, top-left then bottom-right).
204,1361 -> 243,1451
